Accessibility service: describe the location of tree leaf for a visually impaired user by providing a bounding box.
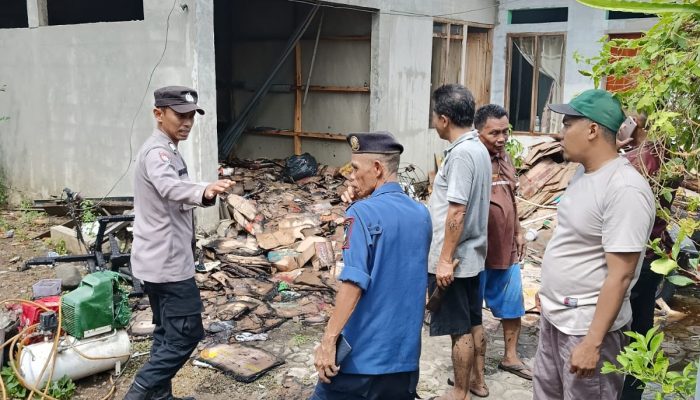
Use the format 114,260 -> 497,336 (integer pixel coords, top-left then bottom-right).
666,274 -> 695,287
576,0 -> 700,14
651,258 -> 678,275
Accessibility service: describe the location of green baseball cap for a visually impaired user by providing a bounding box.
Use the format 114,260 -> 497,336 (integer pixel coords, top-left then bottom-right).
548,89 -> 625,133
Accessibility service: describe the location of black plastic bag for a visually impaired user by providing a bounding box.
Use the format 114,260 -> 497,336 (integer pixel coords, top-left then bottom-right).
284,153 -> 318,181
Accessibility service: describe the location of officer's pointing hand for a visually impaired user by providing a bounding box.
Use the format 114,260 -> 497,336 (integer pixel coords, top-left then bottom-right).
204,179 -> 235,199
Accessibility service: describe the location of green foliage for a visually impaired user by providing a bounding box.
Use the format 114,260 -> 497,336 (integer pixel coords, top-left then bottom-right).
292,333 -> 311,347
0,85 -> 8,123
505,136 -> 525,169
19,198 -> 43,225
578,2 -> 700,279
79,199 -> 97,224
55,239 -> 68,256
577,0 -> 700,14
0,170 -> 8,207
45,375 -> 76,400
0,368 -> 76,400
602,326 -> 698,399
1,366 -> 28,399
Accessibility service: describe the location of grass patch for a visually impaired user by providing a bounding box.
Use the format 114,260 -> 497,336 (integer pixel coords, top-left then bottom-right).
19,198 -> 45,225
292,333 -> 312,347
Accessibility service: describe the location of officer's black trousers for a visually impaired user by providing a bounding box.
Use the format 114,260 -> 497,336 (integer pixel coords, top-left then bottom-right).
134,278 -> 205,390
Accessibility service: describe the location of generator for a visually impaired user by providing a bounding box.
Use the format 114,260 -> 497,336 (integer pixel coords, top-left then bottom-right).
61,271 -> 131,339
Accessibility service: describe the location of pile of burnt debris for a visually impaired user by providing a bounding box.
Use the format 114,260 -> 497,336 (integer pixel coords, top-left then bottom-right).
191,157 -> 352,345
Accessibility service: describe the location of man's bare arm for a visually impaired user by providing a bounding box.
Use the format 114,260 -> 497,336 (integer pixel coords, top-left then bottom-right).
436,202 -> 467,288
314,282 -> 363,383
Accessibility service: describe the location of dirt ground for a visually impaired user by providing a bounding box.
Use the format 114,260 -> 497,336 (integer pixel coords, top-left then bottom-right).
0,209 -> 322,400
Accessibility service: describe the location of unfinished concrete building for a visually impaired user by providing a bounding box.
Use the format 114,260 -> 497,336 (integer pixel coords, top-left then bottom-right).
0,0 -> 496,228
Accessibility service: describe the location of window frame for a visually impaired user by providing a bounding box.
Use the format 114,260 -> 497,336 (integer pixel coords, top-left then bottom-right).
505,32 -> 567,135
430,18 -> 494,126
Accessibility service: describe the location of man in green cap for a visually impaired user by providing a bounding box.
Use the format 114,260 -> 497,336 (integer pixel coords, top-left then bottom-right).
532,89 -> 655,399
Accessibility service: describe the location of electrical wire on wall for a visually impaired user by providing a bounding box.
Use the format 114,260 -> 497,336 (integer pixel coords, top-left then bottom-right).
286,0 -> 532,18
91,0 -> 179,208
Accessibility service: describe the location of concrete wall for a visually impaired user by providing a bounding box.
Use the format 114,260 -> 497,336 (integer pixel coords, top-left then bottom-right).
0,0 -> 497,224
0,0 -> 220,228
231,0 -> 497,175
490,0 -> 656,107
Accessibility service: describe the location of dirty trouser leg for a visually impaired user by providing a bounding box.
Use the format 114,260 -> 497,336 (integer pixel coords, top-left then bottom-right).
533,317 -> 564,400
534,317 -> 627,400
561,327 -> 627,400
134,278 -> 204,390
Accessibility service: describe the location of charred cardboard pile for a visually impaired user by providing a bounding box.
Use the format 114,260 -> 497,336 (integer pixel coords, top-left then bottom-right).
516,141 -> 579,220
192,158 -> 350,346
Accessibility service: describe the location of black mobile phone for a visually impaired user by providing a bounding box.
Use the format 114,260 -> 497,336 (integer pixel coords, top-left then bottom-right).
335,334 -> 352,366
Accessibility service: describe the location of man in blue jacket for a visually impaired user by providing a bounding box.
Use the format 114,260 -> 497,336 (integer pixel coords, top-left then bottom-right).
311,131 -> 432,400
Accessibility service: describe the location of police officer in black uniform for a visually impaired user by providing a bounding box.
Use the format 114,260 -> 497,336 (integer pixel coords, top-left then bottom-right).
124,86 -> 233,400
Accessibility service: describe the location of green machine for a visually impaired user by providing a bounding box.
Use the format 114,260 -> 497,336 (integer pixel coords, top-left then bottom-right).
61,271 -> 131,339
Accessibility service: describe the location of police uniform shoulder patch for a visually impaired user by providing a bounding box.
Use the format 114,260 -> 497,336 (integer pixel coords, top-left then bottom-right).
159,151 -> 171,164
342,217 -> 355,249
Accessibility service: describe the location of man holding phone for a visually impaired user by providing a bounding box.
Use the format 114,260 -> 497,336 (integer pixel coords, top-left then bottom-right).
312,132 -> 432,400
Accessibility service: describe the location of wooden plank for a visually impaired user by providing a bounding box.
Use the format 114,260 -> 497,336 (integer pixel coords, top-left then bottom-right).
465,29 -> 492,107
247,130 -> 347,141
300,85 -> 370,93
433,33 -> 465,40
444,23 -> 451,86
459,27 -> 467,86
320,35 -> 370,41
294,43 -> 302,155
434,17 -> 494,29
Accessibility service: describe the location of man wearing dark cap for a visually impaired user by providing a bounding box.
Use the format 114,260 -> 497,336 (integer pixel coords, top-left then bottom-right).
311,132 -> 432,400
125,86 -> 234,400
533,89 -> 655,399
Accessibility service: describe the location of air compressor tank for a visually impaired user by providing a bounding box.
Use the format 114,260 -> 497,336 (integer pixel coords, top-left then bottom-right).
19,330 -> 130,387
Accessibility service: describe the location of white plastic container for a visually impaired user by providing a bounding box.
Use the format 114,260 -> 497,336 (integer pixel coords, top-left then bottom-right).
19,330 -> 130,386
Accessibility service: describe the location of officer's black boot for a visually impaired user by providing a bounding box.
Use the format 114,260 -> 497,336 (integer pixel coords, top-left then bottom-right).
150,381 -> 195,400
124,381 -> 151,400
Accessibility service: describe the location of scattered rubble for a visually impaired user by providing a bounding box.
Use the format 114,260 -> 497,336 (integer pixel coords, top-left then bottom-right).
181,158 -> 349,379
517,141 -> 578,219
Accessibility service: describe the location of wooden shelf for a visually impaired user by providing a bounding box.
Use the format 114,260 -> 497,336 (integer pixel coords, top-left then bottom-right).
247,129 -> 347,141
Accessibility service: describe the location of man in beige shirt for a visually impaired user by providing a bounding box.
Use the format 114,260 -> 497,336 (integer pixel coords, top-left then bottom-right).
533,90 -> 655,399
125,86 -> 233,400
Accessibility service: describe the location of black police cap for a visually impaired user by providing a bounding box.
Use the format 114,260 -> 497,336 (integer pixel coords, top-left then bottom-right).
154,86 -> 205,115
346,131 -> 404,154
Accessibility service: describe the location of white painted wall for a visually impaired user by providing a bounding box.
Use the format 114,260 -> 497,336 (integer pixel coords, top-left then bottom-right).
0,0 -> 220,228
490,0 -> 657,107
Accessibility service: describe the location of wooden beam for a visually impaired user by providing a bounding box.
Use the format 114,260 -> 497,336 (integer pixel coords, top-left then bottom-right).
301,85 -> 370,93
248,129 -> 347,141
433,33 -> 464,40
294,43 -> 302,155
321,35 -> 371,41
434,17 -> 494,29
